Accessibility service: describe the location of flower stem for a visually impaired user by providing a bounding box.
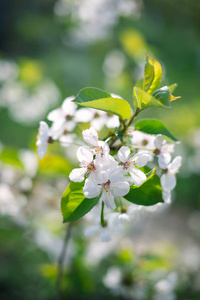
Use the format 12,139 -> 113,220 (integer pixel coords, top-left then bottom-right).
109,107 -> 141,149
101,201 -> 105,227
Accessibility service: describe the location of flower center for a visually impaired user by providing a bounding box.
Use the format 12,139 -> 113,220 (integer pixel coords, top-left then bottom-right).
87,162 -> 96,173
122,161 -> 131,169
94,146 -> 103,156
102,180 -> 111,192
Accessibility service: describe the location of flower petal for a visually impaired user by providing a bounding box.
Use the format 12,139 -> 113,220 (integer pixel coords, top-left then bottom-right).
77,146 -> 93,163
111,181 -> 130,196
75,107 -> 94,122
129,168 -> 146,186
161,173 -> 176,191
101,190 -> 116,210
158,152 -> 171,169
83,177 -> 98,194
131,151 -> 149,167
61,96 -> 76,116
82,127 -> 98,146
47,108 -> 63,122
69,167 -> 86,182
117,146 -> 130,163
168,156 -> 182,174
154,134 -> 164,150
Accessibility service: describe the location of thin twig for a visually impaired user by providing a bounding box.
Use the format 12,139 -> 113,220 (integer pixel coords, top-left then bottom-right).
55,222 -> 72,300
109,107 -> 141,149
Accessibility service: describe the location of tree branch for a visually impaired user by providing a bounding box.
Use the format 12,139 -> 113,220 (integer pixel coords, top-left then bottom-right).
55,222 -> 72,300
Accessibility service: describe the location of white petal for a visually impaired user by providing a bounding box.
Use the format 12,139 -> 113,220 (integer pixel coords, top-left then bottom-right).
111,181 -> 130,196
96,170 -> 110,184
107,115 -> 120,128
162,190 -> 171,203
77,146 -> 93,163
82,127 -> 98,146
109,166 -> 124,183
59,134 -> 74,147
75,108 -> 94,122
37,121 -> 49,138
96,140 -> 110,157
83,177 -> 98,194
95,155 -> 118,173
47,108 -> 64,122
37,143 -> 48,159
36,121 -> 49,158
158,153 -> 171,169
49,121 -> 65,140
161,173 -> 176,191
61,96 -> 76,115
131,151 -> 149,167
162,143 -> 175,153
168,156 -> 182,174
101,190 -> 116,210
154,134 -> 164,150
129,168 -> 146,186
83,188 -> 100,199
69,168 -> 86,182
117,146 -> 130,163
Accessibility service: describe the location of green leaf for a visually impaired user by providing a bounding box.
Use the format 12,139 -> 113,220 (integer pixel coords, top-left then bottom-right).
61,182 -> 99,222
74,87 -> 132,120
143,53 -> 162,94
152,86 -> 171,108
168,84 -> 181,102
168,83 -> 177,94
133,87 -> 169,110
124,168 -> 163,206
134,119 -> 177,141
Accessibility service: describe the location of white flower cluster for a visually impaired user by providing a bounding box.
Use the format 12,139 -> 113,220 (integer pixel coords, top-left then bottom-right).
130,131 -> 182,203
69,127 -> 149,209
36,96 -> 182,242
36,96 -> 120,159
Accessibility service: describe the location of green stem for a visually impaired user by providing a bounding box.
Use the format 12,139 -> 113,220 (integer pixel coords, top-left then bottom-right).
109,107 -> 141,149
101,201 -> 105,227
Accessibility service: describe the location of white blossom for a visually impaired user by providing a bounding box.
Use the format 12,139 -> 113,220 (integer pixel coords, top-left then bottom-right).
82,127 -> 110,157
36,121 -> 50,159
154,135 -> 175,169
75,107 -> 120,131
69,145 -> 97,184
161,156 -> 182,192
83,165 -> 130,210
48,96 -> 77,140
117,146 -> 149,186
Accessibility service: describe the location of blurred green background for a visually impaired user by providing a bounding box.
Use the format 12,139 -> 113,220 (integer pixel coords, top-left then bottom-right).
1,0 -> 200,299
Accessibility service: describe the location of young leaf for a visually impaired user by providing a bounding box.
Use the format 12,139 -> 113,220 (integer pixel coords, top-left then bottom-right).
143,53 -> 162,94
134,119 -> 177,141
168,83 -> 177,94
133,87 -> 169,110
73,87 -> 132,120
167,84 -> 181,102
61,182 -> 99,223
152,86 -> 171,108
124,168 -> 163,206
